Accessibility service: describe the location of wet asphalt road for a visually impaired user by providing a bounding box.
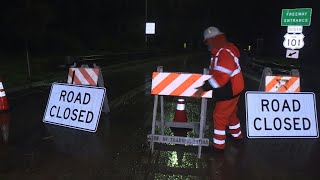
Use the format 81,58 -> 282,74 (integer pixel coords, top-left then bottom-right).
1,52 -> 320,180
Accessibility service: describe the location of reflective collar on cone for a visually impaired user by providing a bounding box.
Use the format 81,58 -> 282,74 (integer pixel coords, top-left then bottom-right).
177,104 -> 185,111
0,91 -> 5,97
0,82 -> 3,89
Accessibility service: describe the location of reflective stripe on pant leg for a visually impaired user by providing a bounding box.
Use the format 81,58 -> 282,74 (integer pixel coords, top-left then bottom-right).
213,99 -> 234,149
228,97 -> 243,139
213,129 -> 226,149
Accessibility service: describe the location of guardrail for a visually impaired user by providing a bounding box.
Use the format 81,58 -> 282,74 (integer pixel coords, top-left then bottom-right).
247,59 -> 299,75
64,50 -> 174,67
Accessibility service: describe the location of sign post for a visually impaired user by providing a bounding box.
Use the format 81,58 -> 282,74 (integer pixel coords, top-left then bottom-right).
145,22 -> 155,48
281,8 -> 312,62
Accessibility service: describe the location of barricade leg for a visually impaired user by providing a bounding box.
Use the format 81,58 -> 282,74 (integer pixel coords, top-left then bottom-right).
151,95 -> 159,153
198,68 -> 209,158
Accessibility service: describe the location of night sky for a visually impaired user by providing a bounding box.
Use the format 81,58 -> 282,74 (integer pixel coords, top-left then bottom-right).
0,0 -> 318,61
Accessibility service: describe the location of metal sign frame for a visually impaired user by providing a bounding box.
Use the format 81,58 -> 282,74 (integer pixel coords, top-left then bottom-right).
258,67 -> 300,91
70,63 -> 110,114
148,66 -> 209,159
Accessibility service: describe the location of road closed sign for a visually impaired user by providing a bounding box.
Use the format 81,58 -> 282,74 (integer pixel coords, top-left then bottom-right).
43,83 -> 106,132
246,92 -> 318,138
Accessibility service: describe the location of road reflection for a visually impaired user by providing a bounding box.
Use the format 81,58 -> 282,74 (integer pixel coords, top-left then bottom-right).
0,112 -> 10,144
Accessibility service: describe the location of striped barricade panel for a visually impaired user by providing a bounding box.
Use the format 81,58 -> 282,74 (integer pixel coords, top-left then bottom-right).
67,68 -> 99,86
265,76 -> 300,92
151,72 -> 213,98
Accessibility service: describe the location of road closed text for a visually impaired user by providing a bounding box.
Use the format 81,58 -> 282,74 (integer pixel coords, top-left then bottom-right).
49,90 -> 94,123
253,99 -> 311,131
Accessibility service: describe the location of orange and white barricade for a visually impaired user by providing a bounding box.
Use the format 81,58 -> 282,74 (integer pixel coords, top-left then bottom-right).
67,63 -> 110,113
258,67 -> 301,93
148,66 -> 211,158
67,67 -> 99,86
265,76 -> 300,92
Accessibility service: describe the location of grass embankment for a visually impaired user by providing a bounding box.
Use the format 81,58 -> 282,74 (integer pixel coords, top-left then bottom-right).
0,55 -> 66,89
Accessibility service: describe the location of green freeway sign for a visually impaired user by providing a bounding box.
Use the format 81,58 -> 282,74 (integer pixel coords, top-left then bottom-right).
281,8 -> 312,26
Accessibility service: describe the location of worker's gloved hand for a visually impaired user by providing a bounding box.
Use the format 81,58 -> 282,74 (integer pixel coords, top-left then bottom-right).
202,80 -> 213,91
194,86 -> 205,98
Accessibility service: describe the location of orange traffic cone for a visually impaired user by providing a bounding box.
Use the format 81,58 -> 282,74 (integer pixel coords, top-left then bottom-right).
0,81 -> 9,112
174,99 -> 188,123
171,99 -> 192,137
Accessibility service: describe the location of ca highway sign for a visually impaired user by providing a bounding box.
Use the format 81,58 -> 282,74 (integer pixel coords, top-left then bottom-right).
281,8 -> 312,26
283,33 -> 305,50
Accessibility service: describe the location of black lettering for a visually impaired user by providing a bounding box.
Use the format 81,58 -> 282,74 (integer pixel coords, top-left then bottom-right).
293,100 -> 301,112
59,90 -> 66,101
264,118 -> 272,130
293,118 -> 301,130
85,111 -> 93,123
303,118 -> 311,130
78,110 -> 85,122
83,93 -> 91,105
282,100 -> 291,112
274,118 -> 282,130
63,108 -> 71,119
254,118 -> 262,130
67,91 -> 74,102
50,106 -> 57,117
284,118 -> 292,130
71,109 -> 78,121
271,99 -> 280,112
56,106 -> 62,118
261,99 -> 269,112
74,93 -> 82,104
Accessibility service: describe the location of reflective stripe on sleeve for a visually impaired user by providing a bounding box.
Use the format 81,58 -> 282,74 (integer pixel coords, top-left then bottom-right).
208,78 -> 220,88
230,68 -> 241,77
214,66 -> 232,75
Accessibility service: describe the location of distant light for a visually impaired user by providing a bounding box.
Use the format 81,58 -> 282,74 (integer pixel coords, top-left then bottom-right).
145,22 -> 155,35
248,45 -> 251,51
184,43 -> 187,48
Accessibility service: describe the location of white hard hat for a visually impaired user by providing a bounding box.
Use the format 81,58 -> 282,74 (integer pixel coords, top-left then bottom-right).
203,27 -> 223,41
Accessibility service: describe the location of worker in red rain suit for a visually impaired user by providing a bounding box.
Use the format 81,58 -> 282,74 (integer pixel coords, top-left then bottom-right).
195,27 -> 244,152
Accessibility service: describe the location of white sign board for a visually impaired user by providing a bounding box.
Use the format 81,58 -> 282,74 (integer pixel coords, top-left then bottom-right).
147,134 -> 209,146
145,22 -> 155,35
287,26 -> 303,33
286,49 -> 299,59
246,92 -> 318,138
283,33 -> 305,49
43,83 -> 106,132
